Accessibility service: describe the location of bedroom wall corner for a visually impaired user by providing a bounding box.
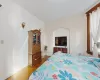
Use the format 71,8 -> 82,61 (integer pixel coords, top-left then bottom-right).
45,13 -> 87,56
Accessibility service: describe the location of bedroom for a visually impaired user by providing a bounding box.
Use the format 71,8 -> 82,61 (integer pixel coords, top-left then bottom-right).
0,0 -> 100,80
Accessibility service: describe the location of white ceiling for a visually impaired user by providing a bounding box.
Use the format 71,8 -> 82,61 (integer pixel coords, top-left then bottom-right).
14,0 -> 99,22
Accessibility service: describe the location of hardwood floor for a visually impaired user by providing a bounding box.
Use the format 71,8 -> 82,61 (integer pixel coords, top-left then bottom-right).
6,58 -> 47,80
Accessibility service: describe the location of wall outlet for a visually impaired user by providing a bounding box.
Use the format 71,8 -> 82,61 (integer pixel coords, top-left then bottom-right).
0,40 -> 4,44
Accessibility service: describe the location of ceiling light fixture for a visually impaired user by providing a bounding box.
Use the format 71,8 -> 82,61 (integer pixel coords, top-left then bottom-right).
21,22 -> 26,29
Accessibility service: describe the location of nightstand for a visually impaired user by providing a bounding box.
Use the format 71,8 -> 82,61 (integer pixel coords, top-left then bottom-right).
98,54 -> 100,58
44,55 -> 50,61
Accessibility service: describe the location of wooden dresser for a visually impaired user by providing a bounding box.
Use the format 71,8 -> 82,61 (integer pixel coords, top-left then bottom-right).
28,30 -> 41,66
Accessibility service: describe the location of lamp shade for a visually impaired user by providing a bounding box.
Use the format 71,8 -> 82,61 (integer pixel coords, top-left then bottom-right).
97,42 -> 100,48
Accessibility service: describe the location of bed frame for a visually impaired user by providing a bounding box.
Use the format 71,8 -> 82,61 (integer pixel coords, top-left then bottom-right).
53,47 -> 67,53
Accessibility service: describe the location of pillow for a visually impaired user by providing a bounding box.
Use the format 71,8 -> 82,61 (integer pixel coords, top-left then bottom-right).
54,51 -> 62,53
57,51 -> 62,53
54,51 -> 63,55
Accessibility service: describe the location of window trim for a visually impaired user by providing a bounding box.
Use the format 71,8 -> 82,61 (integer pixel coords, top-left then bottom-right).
86,3 -> 100,55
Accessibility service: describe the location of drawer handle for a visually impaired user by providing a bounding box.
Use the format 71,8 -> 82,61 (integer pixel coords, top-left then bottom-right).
34,57 -> 40,60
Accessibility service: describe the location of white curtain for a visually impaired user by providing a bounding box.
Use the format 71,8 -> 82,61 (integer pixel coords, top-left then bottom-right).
90,7 -> 100,57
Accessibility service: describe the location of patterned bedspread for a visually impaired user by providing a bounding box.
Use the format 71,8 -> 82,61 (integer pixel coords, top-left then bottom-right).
29,53 -> 100,80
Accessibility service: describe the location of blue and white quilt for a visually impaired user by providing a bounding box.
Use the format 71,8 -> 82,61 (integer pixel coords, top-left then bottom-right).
29,53 -> 100,80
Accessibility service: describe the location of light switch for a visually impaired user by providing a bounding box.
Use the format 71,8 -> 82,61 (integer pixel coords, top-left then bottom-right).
1,40 -> 4,44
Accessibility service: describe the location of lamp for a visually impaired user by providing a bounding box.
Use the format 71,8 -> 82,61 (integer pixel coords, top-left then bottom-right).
44,45 -> 47,51
97,42 -> 100,57
97,42 -> 100,51
97,42 -> 100,53
44,45 -> 48,56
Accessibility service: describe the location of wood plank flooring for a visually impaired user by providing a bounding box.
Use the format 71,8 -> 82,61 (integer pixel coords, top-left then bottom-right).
6,58 -> 47,80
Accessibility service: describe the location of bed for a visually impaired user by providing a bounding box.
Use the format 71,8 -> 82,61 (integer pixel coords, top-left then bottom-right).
29,52 -> 100,80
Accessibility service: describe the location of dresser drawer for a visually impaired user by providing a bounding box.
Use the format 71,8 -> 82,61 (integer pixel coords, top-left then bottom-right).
32,57 -> 41,65
32,52 -> 41,59
32,52 -> 41,65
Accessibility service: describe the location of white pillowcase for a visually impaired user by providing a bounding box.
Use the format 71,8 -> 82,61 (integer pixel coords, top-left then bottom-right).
54,51 -> 63,55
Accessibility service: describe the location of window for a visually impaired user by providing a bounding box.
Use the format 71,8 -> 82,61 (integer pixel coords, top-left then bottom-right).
86,3 -> 100,56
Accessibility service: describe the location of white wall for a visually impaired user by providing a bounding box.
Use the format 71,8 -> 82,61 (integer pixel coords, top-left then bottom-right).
45,14 -> 87,56
53,28 -> 70,53
0,0 -> 44,79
